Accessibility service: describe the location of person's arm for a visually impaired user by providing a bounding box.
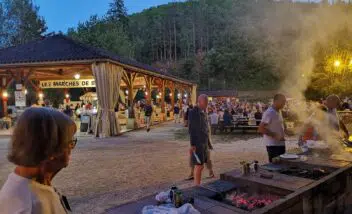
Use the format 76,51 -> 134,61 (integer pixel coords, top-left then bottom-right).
188,109 -> 200,147
258,112 -> 281,140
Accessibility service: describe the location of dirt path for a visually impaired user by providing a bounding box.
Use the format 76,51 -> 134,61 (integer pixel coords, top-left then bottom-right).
0,122 -> 296,213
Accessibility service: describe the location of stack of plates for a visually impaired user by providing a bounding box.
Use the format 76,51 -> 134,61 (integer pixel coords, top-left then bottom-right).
306,140 -> 329,149
280,154 -> 299,160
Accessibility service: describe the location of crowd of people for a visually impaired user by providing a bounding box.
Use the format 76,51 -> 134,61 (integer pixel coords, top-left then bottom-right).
186,93 -> 351,185
0,93 -> 351,213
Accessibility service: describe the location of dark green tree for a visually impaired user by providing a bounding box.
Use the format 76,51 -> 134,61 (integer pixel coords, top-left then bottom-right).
0,0 -> 46,47
107,0 -> 129,29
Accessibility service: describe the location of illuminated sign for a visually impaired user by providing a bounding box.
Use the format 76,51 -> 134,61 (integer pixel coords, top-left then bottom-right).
39,79 -> 96,88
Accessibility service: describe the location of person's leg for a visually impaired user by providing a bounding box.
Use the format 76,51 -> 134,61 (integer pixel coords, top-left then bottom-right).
206,151 -> 214,177
146,116 -> 151,130
186,153 -> 194,180
194,165 -> 204,185
266,146 -> 275,163
278,146 -> 286,156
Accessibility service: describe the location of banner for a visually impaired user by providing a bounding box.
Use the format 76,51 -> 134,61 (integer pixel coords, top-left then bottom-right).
39,79 -> 96,88
15,91 -> 26,107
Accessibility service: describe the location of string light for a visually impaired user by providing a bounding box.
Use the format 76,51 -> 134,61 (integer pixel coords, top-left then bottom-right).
74,73 -> 80,80
2,91 -> 8,98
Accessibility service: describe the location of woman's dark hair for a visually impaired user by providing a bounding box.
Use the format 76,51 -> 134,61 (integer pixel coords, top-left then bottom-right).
8,108 -> 76,167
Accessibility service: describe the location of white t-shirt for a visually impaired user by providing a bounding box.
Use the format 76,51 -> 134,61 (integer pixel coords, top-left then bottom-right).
182,105 -> 188,113
0,173 -> 68,214
209,113 -> 219,125
261,107 -> 285,146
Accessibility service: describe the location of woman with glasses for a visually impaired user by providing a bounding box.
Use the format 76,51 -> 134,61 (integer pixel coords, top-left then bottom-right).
0,107 -> 77,214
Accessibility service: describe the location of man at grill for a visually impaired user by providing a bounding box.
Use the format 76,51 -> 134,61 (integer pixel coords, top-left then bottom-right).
258,94 -> 287,162
325,94 -> 349,139
188,94 -> 211,185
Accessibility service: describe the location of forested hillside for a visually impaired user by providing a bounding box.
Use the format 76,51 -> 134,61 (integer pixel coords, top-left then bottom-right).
68,0 -> 296,90
2,0 -> 352,98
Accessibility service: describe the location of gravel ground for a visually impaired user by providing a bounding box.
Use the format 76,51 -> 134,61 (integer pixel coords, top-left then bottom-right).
0,122 -> 298,214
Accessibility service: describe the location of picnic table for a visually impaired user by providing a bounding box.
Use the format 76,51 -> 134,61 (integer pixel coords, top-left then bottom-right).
213,117 -> 261,134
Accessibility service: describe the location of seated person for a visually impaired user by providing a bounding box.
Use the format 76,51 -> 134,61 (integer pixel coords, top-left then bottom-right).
209,110 -> 219,134
223,109 -> 233,126
254,106 -> 263,125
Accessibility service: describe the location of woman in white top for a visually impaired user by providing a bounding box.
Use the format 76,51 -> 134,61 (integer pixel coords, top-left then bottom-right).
0,108 -> 77,214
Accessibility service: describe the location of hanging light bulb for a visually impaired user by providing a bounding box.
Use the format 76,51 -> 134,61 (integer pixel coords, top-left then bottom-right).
38,93 -> 44,99
74,73 -> 80,80
24,89 -> 28,95
125,90 -> 129,95
169,93 -> 172,97
145,91 -> 148,95
65,94 -> 70,99
2,91 -> 8,98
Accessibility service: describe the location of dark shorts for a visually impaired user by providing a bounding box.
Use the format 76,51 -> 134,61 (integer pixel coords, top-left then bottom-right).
191,144 -> 208,165
266,146 -> 286,163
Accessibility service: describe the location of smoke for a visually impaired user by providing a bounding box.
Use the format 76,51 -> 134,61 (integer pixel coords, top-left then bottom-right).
241,2 -> 352,159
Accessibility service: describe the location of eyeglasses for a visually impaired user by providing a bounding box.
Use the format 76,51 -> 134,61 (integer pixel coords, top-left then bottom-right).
68,137 -> 78,149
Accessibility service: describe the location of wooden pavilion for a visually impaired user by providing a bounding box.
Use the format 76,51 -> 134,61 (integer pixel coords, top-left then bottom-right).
0,34 -> 196,137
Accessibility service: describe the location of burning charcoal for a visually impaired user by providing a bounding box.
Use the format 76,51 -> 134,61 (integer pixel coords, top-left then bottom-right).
229,191 -> 279,211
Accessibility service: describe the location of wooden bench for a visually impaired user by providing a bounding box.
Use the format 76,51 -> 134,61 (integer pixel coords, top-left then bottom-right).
236,125 -> 259,133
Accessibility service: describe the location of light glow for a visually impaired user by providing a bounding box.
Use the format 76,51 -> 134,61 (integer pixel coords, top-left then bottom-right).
74,73 -> 80,80
334,60 -> 341,67
65,94 -> 70,99
38,93 -> 44,99
2,91 -> 8,98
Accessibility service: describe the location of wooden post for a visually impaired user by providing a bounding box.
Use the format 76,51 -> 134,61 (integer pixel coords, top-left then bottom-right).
160,80 -> 166,114
144,75 -> 153,103
170,82 -> 175,109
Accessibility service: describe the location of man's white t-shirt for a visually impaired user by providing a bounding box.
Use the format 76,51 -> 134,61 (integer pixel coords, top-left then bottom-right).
261,106 -> 285,146
182,105 -> 188,113
0,173 -> 68,214
209,113 -> 219,125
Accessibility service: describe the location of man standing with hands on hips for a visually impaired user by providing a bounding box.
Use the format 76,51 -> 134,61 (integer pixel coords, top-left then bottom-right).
259,94 -> 287,162
188,94 -> 211,185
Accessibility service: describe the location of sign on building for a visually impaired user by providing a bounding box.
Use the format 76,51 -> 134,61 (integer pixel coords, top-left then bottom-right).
39,79 -> 96,88
15,91 -> 26,107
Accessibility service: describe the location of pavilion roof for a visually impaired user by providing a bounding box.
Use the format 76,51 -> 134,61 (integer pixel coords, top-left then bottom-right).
0,34 -> 192,85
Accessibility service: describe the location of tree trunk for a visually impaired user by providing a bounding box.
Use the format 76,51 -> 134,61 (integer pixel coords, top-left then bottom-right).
192,21 -> 196,55
163,30 -> 166,61
169,27 -> 172,61
174,18 -> 177,62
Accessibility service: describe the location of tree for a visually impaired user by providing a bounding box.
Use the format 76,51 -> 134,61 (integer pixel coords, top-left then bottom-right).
0,0 -> 46,47
68,15 -> 134,57
107,0 -> 128,29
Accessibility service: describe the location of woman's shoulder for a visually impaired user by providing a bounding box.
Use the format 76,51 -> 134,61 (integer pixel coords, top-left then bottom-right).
0,173 -> 33,212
